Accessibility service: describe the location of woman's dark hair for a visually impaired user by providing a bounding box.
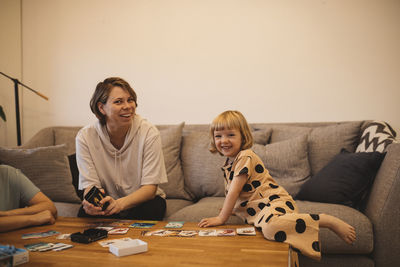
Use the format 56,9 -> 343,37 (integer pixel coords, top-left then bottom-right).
90,77 -> 137,125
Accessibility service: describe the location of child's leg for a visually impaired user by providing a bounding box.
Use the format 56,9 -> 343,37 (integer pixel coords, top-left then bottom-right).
319,214 -> 356,244
256,212 -> 321,261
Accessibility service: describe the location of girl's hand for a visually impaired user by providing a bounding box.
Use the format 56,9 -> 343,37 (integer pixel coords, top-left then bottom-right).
102,196 -> 123,216
198,216 -> 225,228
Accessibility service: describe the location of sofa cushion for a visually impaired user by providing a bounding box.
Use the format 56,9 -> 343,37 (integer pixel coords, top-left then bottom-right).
158,123 -> 193,200
166,197 -> 244,224
356,121 -> 397,153
54,202 -> 81,217
253,134 -> 311,197
181,132 -> 226,200
54,127 -> 82,155
0,144 -> 81,203
252,128 -> 272,145
270,126 -> 312,143
297,201 -> 373,254
308,122 -> 362,175
164,199 -> 194,219
296,149 -> 385,209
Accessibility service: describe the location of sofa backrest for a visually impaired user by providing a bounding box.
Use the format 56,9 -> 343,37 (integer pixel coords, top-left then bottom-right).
21,121 -> 369,200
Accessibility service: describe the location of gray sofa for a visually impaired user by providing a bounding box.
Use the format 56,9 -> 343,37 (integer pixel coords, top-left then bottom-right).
13,121 -> 400,267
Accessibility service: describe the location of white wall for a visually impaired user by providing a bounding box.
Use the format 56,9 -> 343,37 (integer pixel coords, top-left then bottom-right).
0,0 -> 21,146
2,0 -> 400,146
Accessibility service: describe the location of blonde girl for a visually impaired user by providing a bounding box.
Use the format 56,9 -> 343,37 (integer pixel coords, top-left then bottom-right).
199,110 -> 356,262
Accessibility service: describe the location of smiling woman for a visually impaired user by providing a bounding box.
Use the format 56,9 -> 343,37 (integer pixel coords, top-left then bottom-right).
75,77 -> 168,220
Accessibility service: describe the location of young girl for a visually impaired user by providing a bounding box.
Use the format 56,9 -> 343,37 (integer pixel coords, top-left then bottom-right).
198,110 -> 356,262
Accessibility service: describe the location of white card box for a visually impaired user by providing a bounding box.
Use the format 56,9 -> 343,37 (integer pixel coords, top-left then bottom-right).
109,239 -> 148,257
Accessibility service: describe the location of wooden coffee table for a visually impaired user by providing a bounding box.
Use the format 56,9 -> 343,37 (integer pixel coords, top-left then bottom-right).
0,217 -> 291,266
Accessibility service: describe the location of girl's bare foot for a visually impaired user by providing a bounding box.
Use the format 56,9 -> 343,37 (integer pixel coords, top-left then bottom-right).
319,214 -> 356,244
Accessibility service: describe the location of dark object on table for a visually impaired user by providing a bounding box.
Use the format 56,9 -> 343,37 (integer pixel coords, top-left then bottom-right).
70,228 -> 108,244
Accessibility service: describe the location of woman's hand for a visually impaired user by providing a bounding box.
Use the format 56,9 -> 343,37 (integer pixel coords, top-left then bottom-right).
82,199 -> 104,216
102,196 -> 124,216
198,216 -> 225,228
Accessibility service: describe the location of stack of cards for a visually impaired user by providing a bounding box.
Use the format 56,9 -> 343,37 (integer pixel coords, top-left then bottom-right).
24,242 -> 73,252
164,221 -> 184,228
22,230 -> 60,240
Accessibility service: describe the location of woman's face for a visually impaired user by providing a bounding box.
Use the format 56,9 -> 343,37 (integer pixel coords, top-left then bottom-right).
98,86 -> 136,128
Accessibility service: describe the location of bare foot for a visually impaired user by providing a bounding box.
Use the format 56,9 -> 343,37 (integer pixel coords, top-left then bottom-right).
319,214 -> 356,244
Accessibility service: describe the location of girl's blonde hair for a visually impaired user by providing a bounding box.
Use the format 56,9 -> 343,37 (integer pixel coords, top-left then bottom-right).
209,110 -> 254,154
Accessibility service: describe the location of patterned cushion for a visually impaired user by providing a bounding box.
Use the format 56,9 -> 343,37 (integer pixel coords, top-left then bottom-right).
356,121 -> 397,153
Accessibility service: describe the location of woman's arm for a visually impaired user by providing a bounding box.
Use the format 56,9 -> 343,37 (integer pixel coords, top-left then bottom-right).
198,174 -> 247,227
102,185 -> 157,216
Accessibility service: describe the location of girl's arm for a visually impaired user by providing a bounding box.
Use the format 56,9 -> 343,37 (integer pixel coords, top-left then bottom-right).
198,174 -> 247,227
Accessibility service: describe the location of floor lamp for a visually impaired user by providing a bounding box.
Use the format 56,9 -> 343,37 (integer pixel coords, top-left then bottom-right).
0,72 -> 49,146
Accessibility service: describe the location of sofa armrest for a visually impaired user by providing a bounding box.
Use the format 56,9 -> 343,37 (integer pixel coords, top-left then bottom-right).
20,127 -> 55,148
364,143 -> 400,267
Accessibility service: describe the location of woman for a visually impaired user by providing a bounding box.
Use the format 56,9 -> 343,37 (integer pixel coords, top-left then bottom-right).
76,77 -> 168,220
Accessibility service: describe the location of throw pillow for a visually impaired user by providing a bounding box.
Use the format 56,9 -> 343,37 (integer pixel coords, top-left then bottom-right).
252,128 -> 272,145
296,149 -> 386,209
158,122 -> 193,200
181,131 -> 226,200
356,121 -> 397,153
252,134 -> 311,197
308,122 -> 362,175
0,144 -> 81,203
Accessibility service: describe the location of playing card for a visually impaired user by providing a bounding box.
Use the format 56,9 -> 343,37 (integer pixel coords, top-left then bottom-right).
108,228 -> 129,235
38,243 -> 56,252
236,227 -> 256,236
164,221 -> 184,228
129,221 -> 158,228
24,242 -> 49,251
52,243 -> 74,251
216,229 -> 236,236
178,230 -> 197,237
163,230 -> 181,237
198,229 -> 217,236
56,234 -> 71,240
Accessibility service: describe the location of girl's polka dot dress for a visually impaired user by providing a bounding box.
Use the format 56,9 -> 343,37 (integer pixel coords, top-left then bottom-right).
223,149 -> 321,262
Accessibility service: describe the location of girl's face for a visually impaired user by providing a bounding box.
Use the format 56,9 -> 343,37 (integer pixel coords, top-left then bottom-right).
214,128 -> 242,159
98,86 -> 136,129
